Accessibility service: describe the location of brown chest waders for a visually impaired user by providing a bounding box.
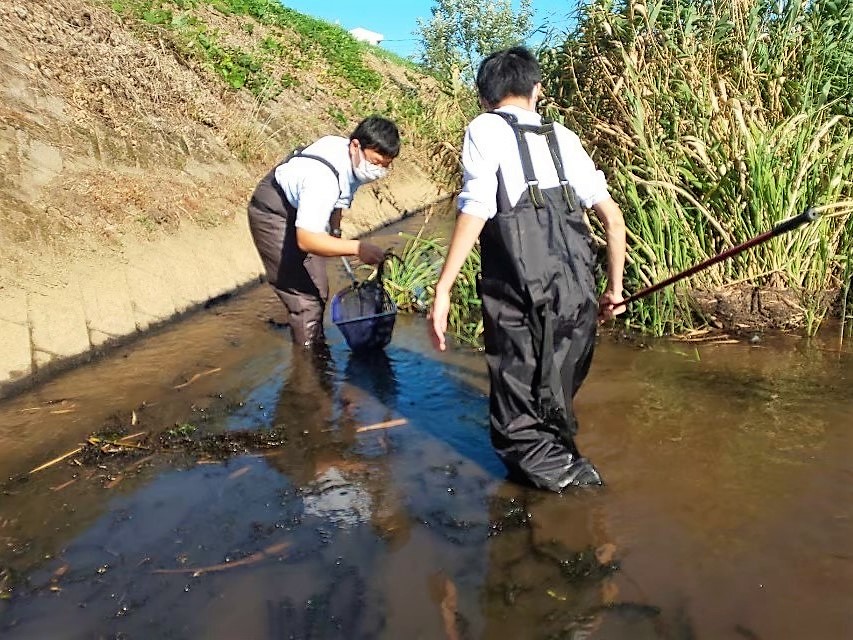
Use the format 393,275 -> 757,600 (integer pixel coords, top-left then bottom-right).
479,112 -> 602,491
247,150 -> 341,346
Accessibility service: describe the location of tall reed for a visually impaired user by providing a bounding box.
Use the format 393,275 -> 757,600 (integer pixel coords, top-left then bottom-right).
541,0 -> 853,334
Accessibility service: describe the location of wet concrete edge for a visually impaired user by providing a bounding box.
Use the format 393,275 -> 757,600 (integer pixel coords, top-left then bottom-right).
0,195 -> 454,401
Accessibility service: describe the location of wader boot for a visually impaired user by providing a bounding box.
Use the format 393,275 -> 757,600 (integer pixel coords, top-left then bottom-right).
247,150 -> 341,346
479,111 -> 602,492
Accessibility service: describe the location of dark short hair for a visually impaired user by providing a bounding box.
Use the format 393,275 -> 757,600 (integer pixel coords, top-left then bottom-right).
350,116 -> 401,158
476,46 -> 541,108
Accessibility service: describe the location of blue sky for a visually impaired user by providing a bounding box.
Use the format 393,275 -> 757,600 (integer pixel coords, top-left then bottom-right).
280,1 -> 580,60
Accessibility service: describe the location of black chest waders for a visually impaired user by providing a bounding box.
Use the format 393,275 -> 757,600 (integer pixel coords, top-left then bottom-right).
247,149 -> 342,346
479,112 -> 602,492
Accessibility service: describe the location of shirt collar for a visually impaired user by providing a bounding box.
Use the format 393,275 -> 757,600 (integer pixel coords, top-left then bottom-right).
495,104 -> 542,125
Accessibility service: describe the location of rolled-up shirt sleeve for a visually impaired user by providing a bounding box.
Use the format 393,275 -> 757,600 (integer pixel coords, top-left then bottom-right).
560,130 -> 611,208
457,119 -> 500,221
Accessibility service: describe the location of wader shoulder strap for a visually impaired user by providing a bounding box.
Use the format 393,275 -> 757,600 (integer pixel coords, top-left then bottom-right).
542,128 -> 580,211
285,147 -> 341,182
271,147 -> 343,221
496,167 -> 512,213
490,111 -> 545,209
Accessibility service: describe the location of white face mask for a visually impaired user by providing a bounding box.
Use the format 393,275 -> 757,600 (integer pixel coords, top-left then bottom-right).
353,148 -> 388,183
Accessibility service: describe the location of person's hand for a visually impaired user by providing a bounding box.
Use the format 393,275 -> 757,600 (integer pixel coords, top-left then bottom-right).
429,288 -> 451,351
357,241 -> 385,265
598,289 -> 626,321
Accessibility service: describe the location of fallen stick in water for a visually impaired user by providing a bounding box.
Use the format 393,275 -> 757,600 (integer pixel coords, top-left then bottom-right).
87,437 -> 151,453
227,466 -> 251,481
439,576 -> 460,640
173,367 -> 222,390
118,431 -> 147,443
152,541 -> 290,576
30,431 -> 152,474
355,418 -> 408,433
50,478 -> 78,492
675,333 -> 731,343
29,447 -> 83,474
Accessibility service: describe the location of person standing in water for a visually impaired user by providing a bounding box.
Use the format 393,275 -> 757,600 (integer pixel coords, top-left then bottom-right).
248,116 -> 400,346
429,47 -> 627,492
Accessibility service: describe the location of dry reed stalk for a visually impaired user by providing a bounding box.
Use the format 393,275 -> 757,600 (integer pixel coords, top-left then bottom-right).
29,447 -> 83,474
152,541 -> 290,576
173,367 -> 222,390
355,418 -> 408,433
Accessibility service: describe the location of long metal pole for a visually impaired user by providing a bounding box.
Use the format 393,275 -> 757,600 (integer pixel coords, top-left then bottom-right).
622,207 -> 819,306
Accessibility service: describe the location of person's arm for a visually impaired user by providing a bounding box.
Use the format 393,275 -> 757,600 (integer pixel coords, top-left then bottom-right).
296,228 -> 384,264
329,208 -> 343,236
429,213 -> 486,351
293,169 -> 385,264
428,115 -> 496,351
591,197 -> 627,319
556,128 -> 627,320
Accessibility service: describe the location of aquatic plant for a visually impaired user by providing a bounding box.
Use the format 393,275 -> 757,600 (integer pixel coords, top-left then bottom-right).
446,239 -> 483,348
382,232 -> 441,313
382,231 -> 484,347
539,0 -> 853,335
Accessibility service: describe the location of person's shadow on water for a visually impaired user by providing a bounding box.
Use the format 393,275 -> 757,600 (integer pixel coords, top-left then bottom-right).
339,347 -> 687,639
263,344 -> 411,545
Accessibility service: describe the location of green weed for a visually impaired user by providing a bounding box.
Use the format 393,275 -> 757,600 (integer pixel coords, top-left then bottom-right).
541,0 -> 853,335
105,0 -> 453,158
167,422 -> 198,437
382,230 -> 483,348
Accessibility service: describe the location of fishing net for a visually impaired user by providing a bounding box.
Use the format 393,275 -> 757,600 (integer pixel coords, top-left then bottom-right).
331,255 -> 399,352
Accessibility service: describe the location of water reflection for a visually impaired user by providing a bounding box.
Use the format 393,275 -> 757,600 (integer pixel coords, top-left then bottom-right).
264,346 -> 410,548
345,350 -> 399,408
0,296 -> 851,638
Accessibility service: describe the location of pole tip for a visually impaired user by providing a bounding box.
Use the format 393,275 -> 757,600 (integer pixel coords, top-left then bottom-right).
804,207 -> 819,223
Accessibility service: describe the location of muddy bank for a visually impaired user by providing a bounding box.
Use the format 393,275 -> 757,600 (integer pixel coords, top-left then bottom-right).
689,283 -> 841,332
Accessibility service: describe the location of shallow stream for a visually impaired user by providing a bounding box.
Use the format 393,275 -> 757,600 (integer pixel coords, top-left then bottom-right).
0,212 -> 851,639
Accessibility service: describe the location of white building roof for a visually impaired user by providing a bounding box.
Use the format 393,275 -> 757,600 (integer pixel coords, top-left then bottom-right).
349,27 -> 384,43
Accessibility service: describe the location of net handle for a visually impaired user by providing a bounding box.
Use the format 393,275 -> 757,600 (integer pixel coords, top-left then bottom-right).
344,252 -> 402,290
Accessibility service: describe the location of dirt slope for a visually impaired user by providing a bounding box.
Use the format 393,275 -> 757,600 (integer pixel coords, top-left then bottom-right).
0,0 -> 445,393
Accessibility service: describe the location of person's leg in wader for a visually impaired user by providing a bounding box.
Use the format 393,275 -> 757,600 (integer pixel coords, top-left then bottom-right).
481,262 -> 601,493
480,113 -> 602,493
247,168 -> 329,347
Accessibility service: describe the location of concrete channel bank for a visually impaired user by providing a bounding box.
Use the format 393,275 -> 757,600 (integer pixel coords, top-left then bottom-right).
0,181 -> 447,400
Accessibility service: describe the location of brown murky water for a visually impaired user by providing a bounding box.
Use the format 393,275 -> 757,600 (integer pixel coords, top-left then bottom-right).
1,214 -> 852,639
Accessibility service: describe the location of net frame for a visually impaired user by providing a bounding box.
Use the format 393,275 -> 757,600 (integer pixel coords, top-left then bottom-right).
330,255 -> 400,351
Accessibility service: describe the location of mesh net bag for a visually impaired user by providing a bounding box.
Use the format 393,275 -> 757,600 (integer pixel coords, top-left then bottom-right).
331,258 -> 398,352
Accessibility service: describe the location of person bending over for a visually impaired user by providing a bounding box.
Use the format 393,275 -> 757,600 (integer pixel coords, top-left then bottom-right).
248,116 -> 400,346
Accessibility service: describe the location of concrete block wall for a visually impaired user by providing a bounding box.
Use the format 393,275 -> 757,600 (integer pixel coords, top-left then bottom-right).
0,182 -> 447,399
0,215 -> 266,398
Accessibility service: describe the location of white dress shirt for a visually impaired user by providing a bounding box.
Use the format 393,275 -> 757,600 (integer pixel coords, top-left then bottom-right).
457,105 -> 611,220
273,136 -> 362,233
